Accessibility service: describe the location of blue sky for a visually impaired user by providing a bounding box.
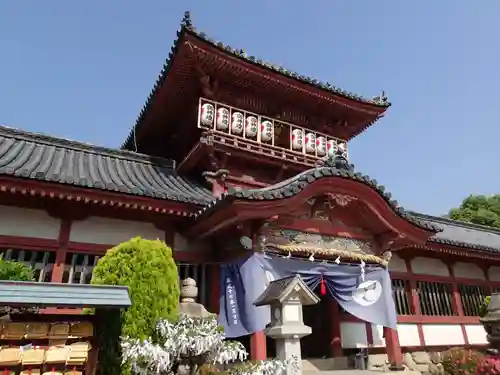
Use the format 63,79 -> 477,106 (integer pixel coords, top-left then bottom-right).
1,1 -> 498,216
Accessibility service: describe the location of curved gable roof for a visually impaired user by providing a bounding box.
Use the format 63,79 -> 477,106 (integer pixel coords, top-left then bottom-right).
122,11 -> 390,150
195,153 -> 441,233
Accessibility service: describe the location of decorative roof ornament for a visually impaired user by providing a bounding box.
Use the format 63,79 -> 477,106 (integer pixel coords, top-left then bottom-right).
372,91 -> 388,105
181,11 -> 192,28
315,148 -> 354,172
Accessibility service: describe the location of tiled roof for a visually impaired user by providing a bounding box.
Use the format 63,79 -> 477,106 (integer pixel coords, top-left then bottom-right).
2,126 -> 500,254
179,12 -> 390,107
0,125 -> 214,205
195,152 -> 441,233
412,213 -> 500,253
122,11 -> 389,149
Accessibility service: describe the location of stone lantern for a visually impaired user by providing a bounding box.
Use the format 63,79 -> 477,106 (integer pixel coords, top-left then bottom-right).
481,292 -> 500,351
254,275 -> 320,375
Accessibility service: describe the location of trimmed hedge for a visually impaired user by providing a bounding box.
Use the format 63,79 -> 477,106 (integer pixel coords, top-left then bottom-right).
91,237 -> 180,375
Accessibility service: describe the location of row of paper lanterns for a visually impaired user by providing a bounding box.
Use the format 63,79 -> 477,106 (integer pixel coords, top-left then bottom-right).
200,103 -> 346,156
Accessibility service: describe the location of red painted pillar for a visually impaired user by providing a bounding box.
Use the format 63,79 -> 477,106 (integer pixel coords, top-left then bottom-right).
250,331 -> 267,361
51,219 -> 71,283
328,298 -> 343,357
384,327 -> 403,370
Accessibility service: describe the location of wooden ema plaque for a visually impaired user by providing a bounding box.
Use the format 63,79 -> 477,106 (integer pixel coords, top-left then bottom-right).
0,321 -> 93,375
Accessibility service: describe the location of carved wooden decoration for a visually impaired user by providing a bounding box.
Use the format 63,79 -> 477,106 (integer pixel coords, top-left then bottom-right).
327,193 -> 357,208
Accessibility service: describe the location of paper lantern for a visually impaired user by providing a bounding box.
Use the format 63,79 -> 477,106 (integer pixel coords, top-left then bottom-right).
327,140 -> 337,156
216,107 -> 230,130
245,116 -> 258,138
316,136 -> 327,156
260,120 -> 274,142
305,132 -> 316,153
200,103 -> 214,127
291,129 -> 304,150
231,112 -> 244,135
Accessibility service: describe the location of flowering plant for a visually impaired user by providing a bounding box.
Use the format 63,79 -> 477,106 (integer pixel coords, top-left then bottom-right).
475,356 -> 500,375
442,348 -> 484,375
121,314 -> 297,375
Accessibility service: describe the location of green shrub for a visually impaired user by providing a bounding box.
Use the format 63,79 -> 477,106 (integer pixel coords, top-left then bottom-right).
0,258 -> 34,281
442,347 -> 484,375
480,296 -> 491,317
91,237 -> 180,375
0,258 -> 36,315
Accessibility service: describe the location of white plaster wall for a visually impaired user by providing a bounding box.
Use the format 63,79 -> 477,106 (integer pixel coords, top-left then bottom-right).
411,257 -> 449,277
488,267 -> 500,282
340,322 -> 367,348
422,324 -> 464,346
371,324 -> 386,347
464,324 -> 488,345
453,262 -> 485,280
388,254 -> 407,272
397,324 -> 421,347
0,205 -> 60,239
69,216 -> 164,245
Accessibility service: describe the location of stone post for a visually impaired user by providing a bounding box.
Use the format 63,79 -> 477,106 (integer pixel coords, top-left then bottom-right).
178,278 -> 214,318
177,278 -> 215,375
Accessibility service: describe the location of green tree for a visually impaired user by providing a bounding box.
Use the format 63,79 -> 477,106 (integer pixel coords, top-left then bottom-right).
0,258 -> 34,281
448,194 -> 500,228
91,236 -> 180,338
90,237 -> 180,375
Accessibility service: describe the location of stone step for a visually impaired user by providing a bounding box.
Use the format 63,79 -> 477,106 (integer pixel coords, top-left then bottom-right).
302,358 -> 349,371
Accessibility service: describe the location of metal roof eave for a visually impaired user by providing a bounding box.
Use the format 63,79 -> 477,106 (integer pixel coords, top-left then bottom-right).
0,281 -> 132,309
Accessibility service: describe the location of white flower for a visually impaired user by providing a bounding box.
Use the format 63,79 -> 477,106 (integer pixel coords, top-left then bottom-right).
121,314 -> 297,375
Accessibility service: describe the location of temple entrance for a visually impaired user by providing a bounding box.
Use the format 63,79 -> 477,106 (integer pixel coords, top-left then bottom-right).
301,293 -> 331,358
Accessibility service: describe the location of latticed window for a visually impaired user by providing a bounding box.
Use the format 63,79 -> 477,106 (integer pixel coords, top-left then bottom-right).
1,248 -> 54,282
458,284 -> 487,316
417,281 -> 455,316
62,253 -> 100,284
391,279 -> 412,315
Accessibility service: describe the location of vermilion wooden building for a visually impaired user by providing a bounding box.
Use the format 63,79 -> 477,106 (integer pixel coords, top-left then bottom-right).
1,11 -> 499,370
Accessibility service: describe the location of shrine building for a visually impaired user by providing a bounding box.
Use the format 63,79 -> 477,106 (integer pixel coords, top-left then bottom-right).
1,11 -> 499,370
